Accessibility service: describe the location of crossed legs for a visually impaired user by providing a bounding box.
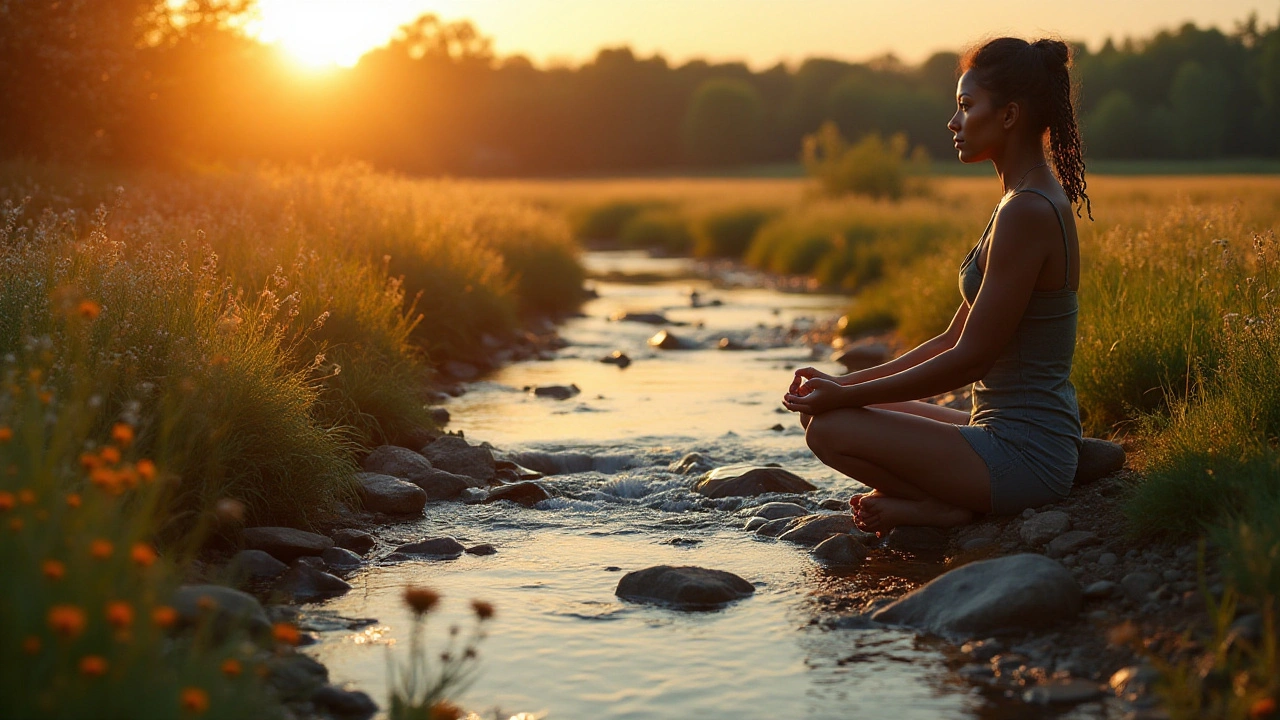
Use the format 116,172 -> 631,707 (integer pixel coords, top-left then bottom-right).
800,401 -> 991,534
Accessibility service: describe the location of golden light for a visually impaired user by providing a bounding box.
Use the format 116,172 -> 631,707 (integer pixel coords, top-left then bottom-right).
250,0 -> 427,69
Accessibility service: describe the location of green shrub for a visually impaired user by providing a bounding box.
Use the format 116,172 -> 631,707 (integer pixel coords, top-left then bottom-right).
802,122 -> 926,200
570,200 -> 662,242
618,209 -> 693,255
692,206 -> 775,258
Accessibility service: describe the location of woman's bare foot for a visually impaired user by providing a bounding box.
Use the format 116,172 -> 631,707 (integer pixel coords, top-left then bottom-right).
849,489 -> 880,514
857,494 -> 974,535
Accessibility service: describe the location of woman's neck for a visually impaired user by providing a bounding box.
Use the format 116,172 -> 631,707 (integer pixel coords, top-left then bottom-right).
993,144 -> 1049,195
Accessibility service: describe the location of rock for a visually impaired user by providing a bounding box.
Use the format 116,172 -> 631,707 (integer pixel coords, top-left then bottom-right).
465,543 -> 497,556
818,498 -> 848,512
744,517 -> 768,531
483,481 -> 551,506
356,472 -> 427,515
648,330 -> 697,350
751,502 -> 809,521
321,547 -> 364,571
717,337 -> 747,350
532,384 -> 580,400
811,534 -> 868,567
615,565 -> 755,608
1046,530 -> 1100,558
693,465 -> 816,499
171,585 -> 271,639
1120,571 -> 1159,603
265,653 -> 329,701
421,436 -> 496,482
493,460 -> 544,482
1083,580 -> 1117,599
242,527 -> 334,563
872,554 -> 1081,637
312,685 -> 378,719
670,452 -> 713,475
273,562 -> 352,602
331,529 -> 375,555
1074,438 -> 1126,485
1022,679 -> 1104,705
755,517 -> 796,538
1019,510 -> 1072,546
962,537 -> 996,552
600,351 -> 632,368
427,407 -> 450,427
1110,664 -> 1161,698
361,445 -> 436,481
887,526 -> 949,553
410,468 -> 475,500
227,550 -> 288,583
443,361 -> 480,381
1098,552 -> 1118,567
393,537 -> 466,559
778,514 -> 862,546
612,311 -> 670,325
831,341 -> 891,372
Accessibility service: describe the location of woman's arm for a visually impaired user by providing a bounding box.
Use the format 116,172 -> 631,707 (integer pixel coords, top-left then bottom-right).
838,303 -> 969,385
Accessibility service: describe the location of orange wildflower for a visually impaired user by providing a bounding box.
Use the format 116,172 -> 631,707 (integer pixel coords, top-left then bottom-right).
77,300 -> 102,320
42,560 -> 66,581
136,459 -> 157,482
38,391 -> 52,405
428,701 -> 464,720
18,489 -> 35,504
0,426 -> 12,442
220,658 -> 242,677
79,655 -> 108,677
404,587 -> 441,615
272,623 -> 300,646
100,446 -> 121,465
470,600 -> 494,621
66,493 -> 82,508
130,543 -> 157,567
106,601 -> 134,629
90,467 -> 120,493
80,452 -> 103,471
110,423 -> 134,447
180,687 -> 210,714
117,466 -> 139,489
1253,698 -> 1277,719
48,605 -> 87,639
90,538 -> 114,559
152,606 -> 178,628
0,491 -> 14,511
22,636 -> 41,655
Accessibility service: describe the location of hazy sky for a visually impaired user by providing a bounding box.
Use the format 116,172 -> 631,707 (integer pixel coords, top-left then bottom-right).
253,0 -> 1280,68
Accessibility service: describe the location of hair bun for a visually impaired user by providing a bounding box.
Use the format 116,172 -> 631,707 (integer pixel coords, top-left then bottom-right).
1032,39 -> 1071,69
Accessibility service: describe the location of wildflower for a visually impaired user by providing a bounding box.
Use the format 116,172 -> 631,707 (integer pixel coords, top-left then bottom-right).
79,655 -> 108,677
131,543 -> 158,567
66,493 -> 81,508
470,600 -> 495,621
77,300 -> 102,320
22,636 -> 41,654
90,467 -> 121,494
42,559 -> 65,581
220,658 -> 242,677
106,601 -> 134,629
0,491 -> 14,511
0,426 -> 11,442
180,687 -> 209,714
428,701 -> 463,720
80,452 -> 103,470
137,459 -> 156,482
48,605 -> 87,638
90,538 -> 114,559
272,623 -> 300,646
404,587 -> 441,615
100,446 -> 121,464
38,391 -> 52,405
152,606 -> 178,628
1253,698 -> 1277,719
110,423 -> 133,447
18,489 -> 35,504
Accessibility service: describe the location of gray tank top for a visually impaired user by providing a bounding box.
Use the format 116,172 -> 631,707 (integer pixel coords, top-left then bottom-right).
958,188 -> 1082,493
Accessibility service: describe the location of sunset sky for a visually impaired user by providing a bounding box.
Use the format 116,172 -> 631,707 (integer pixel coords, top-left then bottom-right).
251,0 -> 1280,69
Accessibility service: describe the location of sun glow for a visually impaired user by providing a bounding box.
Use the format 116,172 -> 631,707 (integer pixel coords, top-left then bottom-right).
250,0 -> 427,69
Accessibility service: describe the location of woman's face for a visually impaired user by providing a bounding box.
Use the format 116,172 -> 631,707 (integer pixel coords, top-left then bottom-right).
947,70 -> 1006,163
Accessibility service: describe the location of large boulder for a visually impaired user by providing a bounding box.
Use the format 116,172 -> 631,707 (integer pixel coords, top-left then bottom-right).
356,472 -> 427,515
1074,438 -> 1126,485
421,436 -> 496,482
777,514 -> 863,546
483,481 -> 551,507
693,465 -> 816,499
242,527 -> 333,563
361,446 -> 435,483
171,584 -> 271,639
615,566 -> 755,608
872,553 -> 1081,637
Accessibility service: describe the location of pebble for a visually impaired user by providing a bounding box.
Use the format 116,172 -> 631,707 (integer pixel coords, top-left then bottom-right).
320,547 -> 364,571
1098,552 -> 1118,567
1083,581 -> 1116,599
778,514 -> 862,546
751,502 -> 810,521
694,466 -> 816,498
1120,571 -> 1159,603
962,537 -> 996,552
744,517 -> 768,531
1019,510 -> 1071,546
1022,679 -> 1104,705
818,498 -> 848,512
392,537 -> 466,559
465,543 -> 497,556
615,565 -> 755,607
810,534 -> 868,567
1046,530 -> 1099,558
272,563 -> 353,603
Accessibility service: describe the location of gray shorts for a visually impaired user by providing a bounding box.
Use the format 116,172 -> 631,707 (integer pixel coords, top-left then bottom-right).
958,424 -> 1071,515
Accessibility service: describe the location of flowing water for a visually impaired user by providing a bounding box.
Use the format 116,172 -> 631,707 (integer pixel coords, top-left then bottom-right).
301,252 -> 1088,719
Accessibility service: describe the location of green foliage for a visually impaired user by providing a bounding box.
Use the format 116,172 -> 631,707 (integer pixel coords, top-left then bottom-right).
618,209 -> 694,255
681,78 -> 765,165
802,123 -> 926,200
571,200 -> 662,242
1169,61 -> 1232,158
388,589 -> 493,720
692,207 -> 776,258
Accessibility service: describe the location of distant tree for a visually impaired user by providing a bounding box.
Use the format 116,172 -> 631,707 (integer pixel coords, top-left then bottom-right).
1168,60 -> 1232,157
681,78 -> 764,165
1084,90 -> 1146,158
803,122 -> 922,200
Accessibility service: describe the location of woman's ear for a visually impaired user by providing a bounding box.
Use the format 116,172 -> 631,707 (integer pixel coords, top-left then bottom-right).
1001,101 -> 1021,130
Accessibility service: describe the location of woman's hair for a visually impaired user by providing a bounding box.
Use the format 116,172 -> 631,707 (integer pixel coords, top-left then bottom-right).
962,37 -> 1092,219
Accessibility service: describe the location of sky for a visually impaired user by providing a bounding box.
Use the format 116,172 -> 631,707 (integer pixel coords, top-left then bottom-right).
251,0 -> 1280,69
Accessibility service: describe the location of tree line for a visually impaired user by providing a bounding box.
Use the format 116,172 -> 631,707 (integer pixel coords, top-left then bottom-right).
3,1 -> 1279,174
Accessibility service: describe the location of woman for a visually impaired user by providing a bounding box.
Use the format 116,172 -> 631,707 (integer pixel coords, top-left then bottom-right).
781,37 -> 1090,535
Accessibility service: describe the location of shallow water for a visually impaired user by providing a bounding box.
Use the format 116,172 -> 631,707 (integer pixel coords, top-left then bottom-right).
301,252 -> 1098,719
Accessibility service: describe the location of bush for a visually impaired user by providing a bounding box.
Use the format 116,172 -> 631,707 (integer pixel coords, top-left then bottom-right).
802,122 -> 927,200
570,200 -> 663,243
692,206 -> 775,258
617,209 -> 693,255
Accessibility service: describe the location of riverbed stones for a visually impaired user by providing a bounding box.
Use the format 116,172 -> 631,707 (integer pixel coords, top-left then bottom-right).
172,584 -> 271,639
483,481 -> 551,506
1019,511 -> 1072,546
392,536 -> 466,559
422,436 -> 496,482
887,526 -> 949,553
1120,571 -> 1159,603
670,452 -> 713,475
242,527 -> 334,563
872,554 -> 1081,637
778,514 -> 861,546
751,502 -> 809,520
272,562 -> 352,602
1046,530 -> 1100,558
600,351 -> 632,368
1022,679 -> 1104,705
648,329 -> 697,350
612,311 -> 670,325
412,468 -> 475,500
312,685 -> 378,719
831,341 -> 891,372
466,543 -> 497,556
615,565 -> 755,608
265,653 -> 329,702
1083,580 -> 1117,600
321,547 -> 364,571
355,472 -> 427,515
755,516 -> 795,537
693,465 -> 816,498
1074,438 -> 1126,485
531,384 -> 580,400
744,517 -> 768,531
361,445 -> 434,482
331,529 -> 375,555
811,534 -> 869,567
227,549 -> 288,583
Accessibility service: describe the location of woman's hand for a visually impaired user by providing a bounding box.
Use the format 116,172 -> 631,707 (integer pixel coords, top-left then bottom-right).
789,367 -> 837,396
782,377 -> 854,415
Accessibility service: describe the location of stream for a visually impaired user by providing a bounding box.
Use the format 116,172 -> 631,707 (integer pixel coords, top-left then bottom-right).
300,252 -> 1076,719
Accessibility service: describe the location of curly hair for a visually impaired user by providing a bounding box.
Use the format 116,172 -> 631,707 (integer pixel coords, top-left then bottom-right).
962,37 -> 1092,219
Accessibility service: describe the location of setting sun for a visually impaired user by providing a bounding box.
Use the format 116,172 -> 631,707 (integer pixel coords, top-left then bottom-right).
250,0 -> 423,68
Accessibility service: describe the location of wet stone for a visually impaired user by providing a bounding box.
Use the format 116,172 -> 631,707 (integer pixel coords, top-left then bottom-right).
242,527 -> 334,564
272,562 -> 352,603
331,529 -> 376,555
751,502 -> 809,521
171,585 -> 271,639
465,543 -> 497,556
531,384 -> 580,400
615,565 -> 755,608
360,446 -> 434,483
227,549 -> 288,583
312,685 -> 378,719
421,435 -> 496,482
356,472 -> 427,515
599,351 -> 632,368
693,465 -> 816,499
483,481 -> 551,507
321,547 -> 364,571
744,517 -> 768,532
818,498 -> 848,512
392,536 -> 466,559
810,534 -> 868,567
778,514 -> 862,546
670,452 -> 713,475
886,526 -> 948,553
1022,679 -> 1104,705
754,516 -> 795,537
648,329 -> 697,350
